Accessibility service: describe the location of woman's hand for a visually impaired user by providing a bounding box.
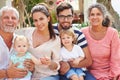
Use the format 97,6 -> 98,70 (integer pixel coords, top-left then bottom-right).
40,57 -> 51,65
24,59 -> 35,72
49,61 -> 58,70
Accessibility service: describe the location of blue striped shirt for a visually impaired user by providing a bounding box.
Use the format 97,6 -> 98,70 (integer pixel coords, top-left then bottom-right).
53,25 -> 88,48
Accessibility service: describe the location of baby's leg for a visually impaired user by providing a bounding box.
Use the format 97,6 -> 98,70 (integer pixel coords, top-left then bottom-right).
70,74 -> 79,80
79,76 -> 84,80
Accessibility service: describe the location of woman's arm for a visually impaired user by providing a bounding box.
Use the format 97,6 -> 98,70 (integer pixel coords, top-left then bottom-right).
109,29 -> 120,78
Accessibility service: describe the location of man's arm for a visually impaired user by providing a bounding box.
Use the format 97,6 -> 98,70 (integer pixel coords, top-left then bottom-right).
59,61 -> 70,75
0,70 -> 7,78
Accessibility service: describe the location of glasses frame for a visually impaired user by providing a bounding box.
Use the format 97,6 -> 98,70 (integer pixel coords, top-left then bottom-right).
58,15 -> 73,20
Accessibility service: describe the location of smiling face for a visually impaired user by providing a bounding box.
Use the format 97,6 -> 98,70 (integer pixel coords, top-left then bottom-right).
61,33 -> 74,47
0,10 -> 19,33
57,9 -> 73,30
32,12 -> 50,31
89,8 -> 104,27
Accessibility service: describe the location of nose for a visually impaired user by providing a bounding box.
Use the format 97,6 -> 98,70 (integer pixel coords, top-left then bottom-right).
37,20 -> 41,26
64,17 -> 69,21
8,17 -> 13,22
93,15 -> 97,19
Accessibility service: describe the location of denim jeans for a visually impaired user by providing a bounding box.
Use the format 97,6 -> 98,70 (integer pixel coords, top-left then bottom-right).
65,68 -> 85,78
60,71 -> 96,80
40,75 -> 59,80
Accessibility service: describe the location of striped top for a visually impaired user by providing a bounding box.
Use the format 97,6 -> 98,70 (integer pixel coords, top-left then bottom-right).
53,24 -> 88,48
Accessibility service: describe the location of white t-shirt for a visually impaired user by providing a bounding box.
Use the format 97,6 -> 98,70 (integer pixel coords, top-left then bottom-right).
60,44 -> 85,61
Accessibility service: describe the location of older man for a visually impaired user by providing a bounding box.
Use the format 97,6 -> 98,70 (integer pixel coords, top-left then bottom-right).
0,6 -> 34,80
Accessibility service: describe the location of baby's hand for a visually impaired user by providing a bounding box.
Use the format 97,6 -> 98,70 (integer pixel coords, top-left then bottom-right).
40,57 -> 51,65
73,58 -> 80,65
68,58 -> 79,65
68,58 -> 75,62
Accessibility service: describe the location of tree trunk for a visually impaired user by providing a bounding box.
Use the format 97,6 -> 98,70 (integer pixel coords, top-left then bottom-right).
97,0 -> 120,30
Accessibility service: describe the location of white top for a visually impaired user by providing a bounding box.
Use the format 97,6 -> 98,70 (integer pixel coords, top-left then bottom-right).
16,27 -> 61,79
60,45 -> 85,61
0,33 -> 16,69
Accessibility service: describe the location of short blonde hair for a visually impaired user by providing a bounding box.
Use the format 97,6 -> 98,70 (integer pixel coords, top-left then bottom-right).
14,35 -> 29,46
59,28 -> 76,44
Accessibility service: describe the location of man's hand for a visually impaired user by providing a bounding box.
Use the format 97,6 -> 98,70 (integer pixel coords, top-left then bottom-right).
7,63 -> 27,78
59,61 -> 70,75
24,59 -> 35,72
49,61 -> 58,70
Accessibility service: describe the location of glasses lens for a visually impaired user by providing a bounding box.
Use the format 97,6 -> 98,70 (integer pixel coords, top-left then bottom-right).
58,15 -> 73,20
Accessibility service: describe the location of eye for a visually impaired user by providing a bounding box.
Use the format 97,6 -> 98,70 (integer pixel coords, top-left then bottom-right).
12,17 -> 17,20
61,37 -> 65,39
96,13 -> 101,16
3,16 -> 9,19
90,13 -> 94,16
67,36 -> 70,39
18,45 -> 21,47
39,17 -> 44,20
23,45 -> 26,47
33,19 -> 38,22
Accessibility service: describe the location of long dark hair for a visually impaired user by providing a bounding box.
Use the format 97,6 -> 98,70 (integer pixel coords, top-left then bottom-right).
31,3 -> 56,39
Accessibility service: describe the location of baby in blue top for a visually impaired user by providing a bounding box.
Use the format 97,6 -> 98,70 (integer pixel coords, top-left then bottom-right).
8,35 -> 39,80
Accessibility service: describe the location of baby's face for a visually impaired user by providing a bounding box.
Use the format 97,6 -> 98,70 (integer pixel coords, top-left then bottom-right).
14,40 -> 28,54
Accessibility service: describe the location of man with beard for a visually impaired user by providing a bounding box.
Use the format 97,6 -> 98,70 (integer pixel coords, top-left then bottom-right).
53,2 -> 96,80
0,6 -> 34,80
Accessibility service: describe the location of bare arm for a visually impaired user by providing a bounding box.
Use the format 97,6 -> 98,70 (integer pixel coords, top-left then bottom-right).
31,55 -> 41,65
59,61 -> 70,75
0,69 -> 7,78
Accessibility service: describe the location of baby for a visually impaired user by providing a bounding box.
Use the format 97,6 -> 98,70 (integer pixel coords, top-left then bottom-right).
8,35 -> 40,80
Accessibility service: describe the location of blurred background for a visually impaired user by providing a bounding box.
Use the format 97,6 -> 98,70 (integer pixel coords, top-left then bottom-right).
0,0 -> 120,35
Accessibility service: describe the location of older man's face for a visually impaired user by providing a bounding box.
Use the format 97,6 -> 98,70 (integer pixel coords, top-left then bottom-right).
0,10 -> 19,33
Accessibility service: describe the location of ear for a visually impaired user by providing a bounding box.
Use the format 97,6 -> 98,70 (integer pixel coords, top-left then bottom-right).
56,15 -> 59,21
47,16 -> 50,22
17,19 -> 20,26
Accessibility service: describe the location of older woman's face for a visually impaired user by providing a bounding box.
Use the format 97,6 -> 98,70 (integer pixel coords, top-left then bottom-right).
89,8 -> 104,27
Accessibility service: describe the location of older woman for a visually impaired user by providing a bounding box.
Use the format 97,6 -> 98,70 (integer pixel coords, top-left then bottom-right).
82,3 -> 120,80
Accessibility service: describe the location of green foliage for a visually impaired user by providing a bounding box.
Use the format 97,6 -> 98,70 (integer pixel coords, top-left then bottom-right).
75,22 -> 89,29
25,0 -> 45,13
51,11 -> 57,23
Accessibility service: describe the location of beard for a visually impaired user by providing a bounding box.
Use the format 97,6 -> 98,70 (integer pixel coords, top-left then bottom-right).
60,23 -> 72,30
0,26 -> 16,33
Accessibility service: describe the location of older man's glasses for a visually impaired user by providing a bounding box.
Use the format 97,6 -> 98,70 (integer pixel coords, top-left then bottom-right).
58,15 -> 73,20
